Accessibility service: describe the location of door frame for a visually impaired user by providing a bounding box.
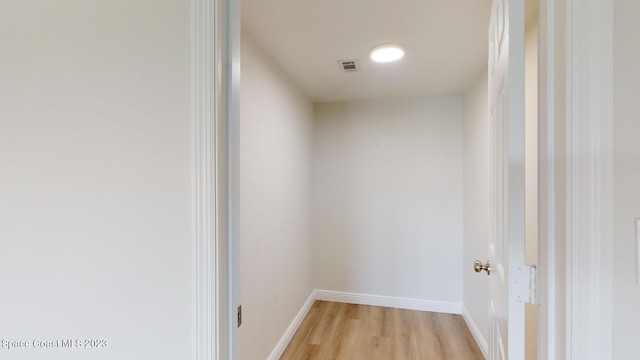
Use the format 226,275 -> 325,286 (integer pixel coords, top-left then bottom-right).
192,0 -> 238,359
538,0 -> 614,359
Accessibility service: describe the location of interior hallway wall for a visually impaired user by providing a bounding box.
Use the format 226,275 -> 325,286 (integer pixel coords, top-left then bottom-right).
313,96 -> 464,304
240,35 -> 315,360
613,1 -> 640,358
462,72 -> 490,355
0,1 -> 194,358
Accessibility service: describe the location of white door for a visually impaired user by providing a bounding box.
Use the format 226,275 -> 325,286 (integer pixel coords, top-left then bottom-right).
484,0 -> 527,358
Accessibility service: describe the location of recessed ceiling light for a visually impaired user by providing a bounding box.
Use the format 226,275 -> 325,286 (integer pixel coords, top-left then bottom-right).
370,44 -> 405,63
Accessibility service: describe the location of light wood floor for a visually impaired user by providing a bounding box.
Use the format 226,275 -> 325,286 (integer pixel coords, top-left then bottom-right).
280,301 -> 484,360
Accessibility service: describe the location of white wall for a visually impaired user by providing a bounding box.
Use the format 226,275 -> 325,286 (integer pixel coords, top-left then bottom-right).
313,97 -> 464,303
613,1 -> 640,358
0,1 -> 193,359
462,72 -> 490,355
240,35 -> 315,360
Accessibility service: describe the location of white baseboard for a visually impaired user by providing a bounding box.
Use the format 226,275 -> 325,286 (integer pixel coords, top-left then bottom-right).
462,306 -> 488,359
266,291 -> 316,360
313,289 -> 463,314
267,289 -> 468,360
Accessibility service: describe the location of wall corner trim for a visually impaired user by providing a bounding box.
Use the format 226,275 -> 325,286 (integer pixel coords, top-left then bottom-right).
267,289 -> 468,359
266,291 -> 317,360
462,306 -> 489,359
192,0 -> 230,358
314,289 -> 463,314
565,0 -> 614,358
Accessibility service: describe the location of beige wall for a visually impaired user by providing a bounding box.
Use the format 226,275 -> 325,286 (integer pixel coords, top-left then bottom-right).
613,1 -> 640,358
313,97 -> 464,303
525,19 -> 539,269
239,36 -> 315,360
524,18 -> 539,360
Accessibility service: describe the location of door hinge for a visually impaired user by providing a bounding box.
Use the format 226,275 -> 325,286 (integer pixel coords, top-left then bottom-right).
512,265 -> 537,304
237,305 -> 242,328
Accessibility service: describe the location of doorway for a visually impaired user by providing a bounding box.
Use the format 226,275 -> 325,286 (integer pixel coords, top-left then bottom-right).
236,1 -> 538,359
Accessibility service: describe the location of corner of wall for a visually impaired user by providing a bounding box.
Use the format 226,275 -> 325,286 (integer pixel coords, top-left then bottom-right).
462,305 -> 489,359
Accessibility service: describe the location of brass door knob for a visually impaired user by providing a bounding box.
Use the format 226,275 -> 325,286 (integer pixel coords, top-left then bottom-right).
474,260 -> 491,275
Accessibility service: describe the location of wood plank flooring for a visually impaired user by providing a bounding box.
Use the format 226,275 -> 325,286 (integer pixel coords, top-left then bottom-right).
280,301 -> 484,360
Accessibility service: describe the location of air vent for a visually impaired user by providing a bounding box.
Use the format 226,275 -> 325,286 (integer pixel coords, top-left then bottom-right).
337,59 -> 361,73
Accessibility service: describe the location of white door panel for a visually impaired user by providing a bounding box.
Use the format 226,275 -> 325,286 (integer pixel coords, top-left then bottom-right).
487,0 -> 527,358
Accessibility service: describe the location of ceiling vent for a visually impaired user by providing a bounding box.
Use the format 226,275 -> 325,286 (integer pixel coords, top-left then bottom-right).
337,59 -> 361,73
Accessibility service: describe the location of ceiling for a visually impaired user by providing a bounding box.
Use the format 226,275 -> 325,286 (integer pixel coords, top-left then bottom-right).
242,0 -> 536,103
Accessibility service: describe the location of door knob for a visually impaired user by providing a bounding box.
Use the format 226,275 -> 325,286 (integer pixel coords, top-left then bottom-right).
474,260 -> 491,275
